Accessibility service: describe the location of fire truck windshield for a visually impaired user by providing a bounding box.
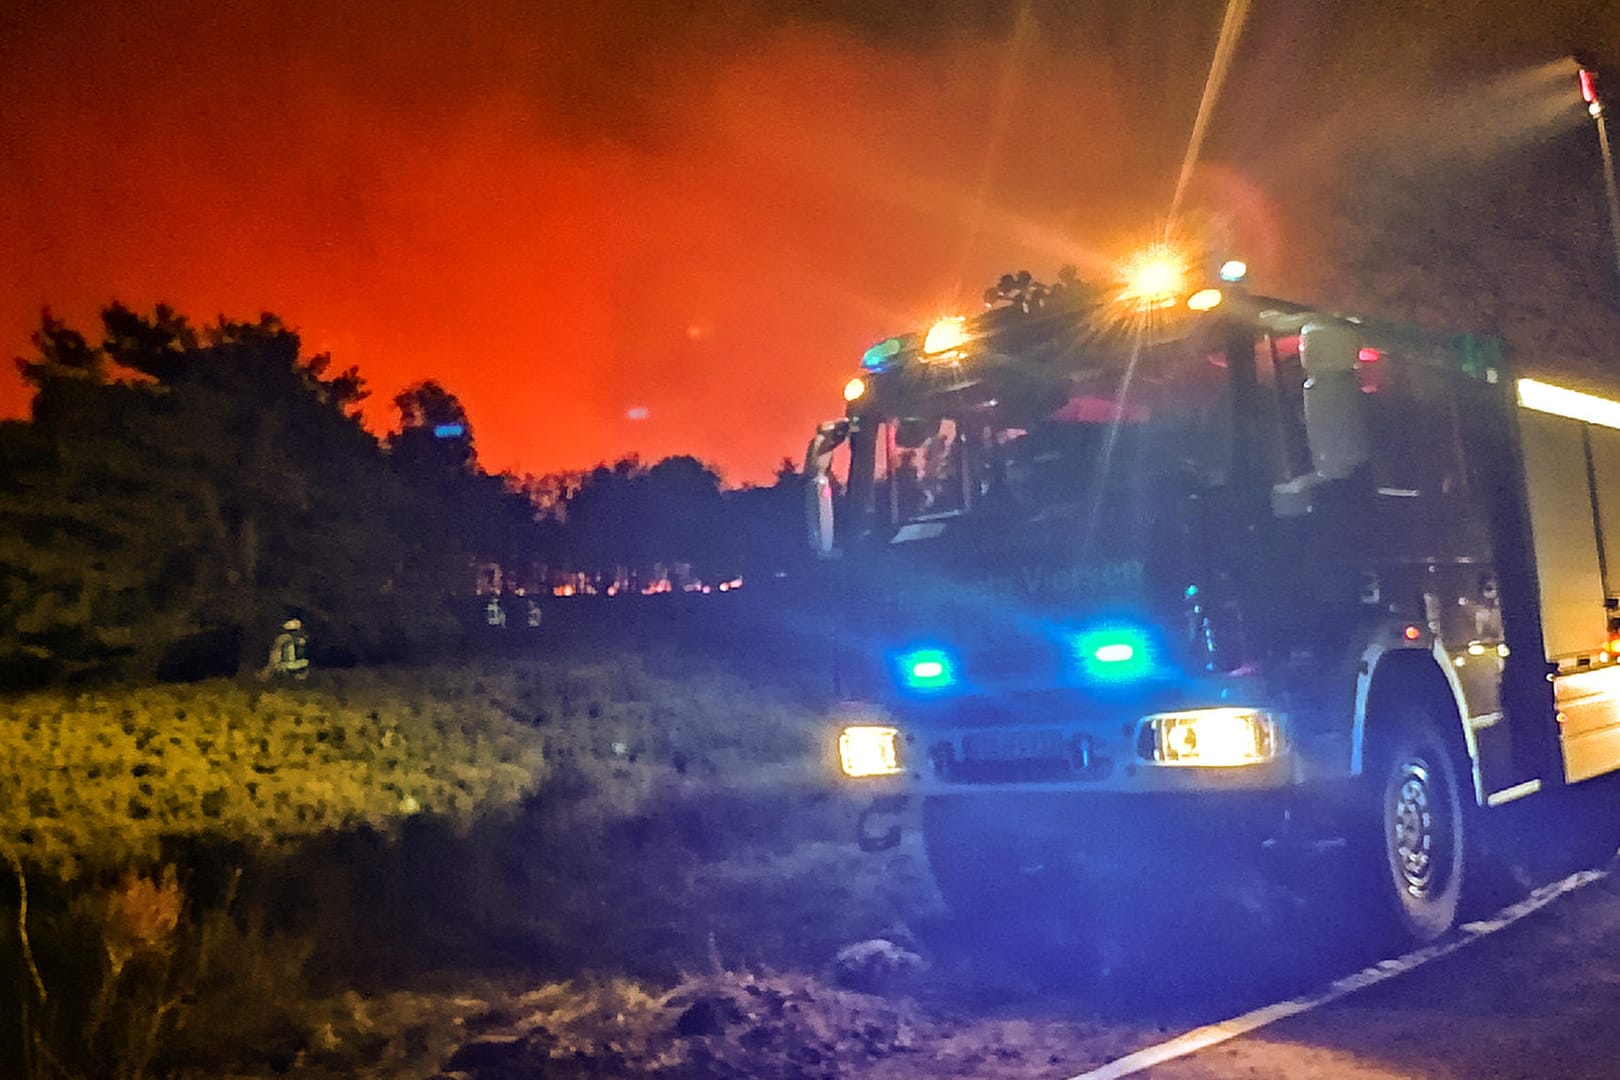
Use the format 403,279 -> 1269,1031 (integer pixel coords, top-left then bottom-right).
878,340 -> 1233,532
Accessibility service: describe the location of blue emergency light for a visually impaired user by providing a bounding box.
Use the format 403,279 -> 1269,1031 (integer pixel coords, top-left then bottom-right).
895,647 -> 957,691
1070,623 -> 1157,683
862,337 -> 904,371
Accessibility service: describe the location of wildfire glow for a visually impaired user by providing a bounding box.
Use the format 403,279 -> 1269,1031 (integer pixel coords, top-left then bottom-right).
0,4 -> 1594,485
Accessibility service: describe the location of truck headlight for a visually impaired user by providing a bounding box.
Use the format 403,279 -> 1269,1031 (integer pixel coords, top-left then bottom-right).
1139,708 -> 1280,766
838,725 -> 904,778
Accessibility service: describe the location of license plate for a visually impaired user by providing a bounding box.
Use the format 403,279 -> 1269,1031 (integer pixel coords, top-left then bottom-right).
961,729 -> 1065,761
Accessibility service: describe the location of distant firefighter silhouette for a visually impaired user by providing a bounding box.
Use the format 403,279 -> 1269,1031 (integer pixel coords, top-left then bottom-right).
261,617 -> 310,679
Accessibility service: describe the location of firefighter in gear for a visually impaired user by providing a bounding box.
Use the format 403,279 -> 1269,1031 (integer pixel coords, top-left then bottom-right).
514,587 -> 542,629
262,617 -> 310,679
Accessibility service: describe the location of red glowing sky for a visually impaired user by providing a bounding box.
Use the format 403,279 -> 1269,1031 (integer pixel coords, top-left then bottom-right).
2,1 -> 1614,484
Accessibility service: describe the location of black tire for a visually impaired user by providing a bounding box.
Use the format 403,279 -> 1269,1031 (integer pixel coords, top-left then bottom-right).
1369,719 -> 1469,942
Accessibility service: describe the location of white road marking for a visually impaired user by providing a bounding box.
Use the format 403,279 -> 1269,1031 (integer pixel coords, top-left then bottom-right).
1486,778 -> 1543,806
1063,866 -> 1610,1080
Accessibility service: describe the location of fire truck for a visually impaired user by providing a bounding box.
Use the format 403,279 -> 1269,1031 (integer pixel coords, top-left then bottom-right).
808,260 -> 1620,942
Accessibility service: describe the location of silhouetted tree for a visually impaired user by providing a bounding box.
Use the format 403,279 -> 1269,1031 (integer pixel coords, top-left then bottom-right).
1308,143 -> 1620,377
542,453 -> 807,589
0,305 -> 471,682
725,458 -> 813,581
390,380 -> 475,473
560,456 -> 647,584
385,380 -> 544,603
2,302 -> 808,683
641,455 -> 724,577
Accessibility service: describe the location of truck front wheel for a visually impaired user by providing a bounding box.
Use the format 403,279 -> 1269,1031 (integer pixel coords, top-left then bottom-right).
1371,721 -> 1468,942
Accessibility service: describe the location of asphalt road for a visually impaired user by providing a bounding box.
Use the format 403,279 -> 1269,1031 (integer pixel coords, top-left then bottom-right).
1128,866 -> 1620,1079
1016,776 -> 1620,1079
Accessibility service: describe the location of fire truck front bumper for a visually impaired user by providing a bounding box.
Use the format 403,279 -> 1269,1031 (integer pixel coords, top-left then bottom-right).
832,706 -> 1299,798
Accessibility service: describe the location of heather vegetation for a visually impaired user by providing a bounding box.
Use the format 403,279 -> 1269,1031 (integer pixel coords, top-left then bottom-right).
0,672 -> 544,879
0,649 -> 864,1077
0,299 -> 839,1076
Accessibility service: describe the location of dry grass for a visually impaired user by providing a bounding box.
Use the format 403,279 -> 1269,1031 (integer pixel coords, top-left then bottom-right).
0,648 -> 866,1076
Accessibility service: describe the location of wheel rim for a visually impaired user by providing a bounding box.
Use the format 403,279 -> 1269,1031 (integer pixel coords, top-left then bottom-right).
1391,759 -> 1439,898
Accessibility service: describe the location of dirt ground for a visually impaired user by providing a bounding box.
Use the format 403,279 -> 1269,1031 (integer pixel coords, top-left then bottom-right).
148,728 -> 1620,1080
410,776 -> 1620,1080
417,862 -> 1620,1080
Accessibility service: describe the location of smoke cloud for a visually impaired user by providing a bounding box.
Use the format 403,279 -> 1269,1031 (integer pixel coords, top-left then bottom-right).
2,1 -> 1614,482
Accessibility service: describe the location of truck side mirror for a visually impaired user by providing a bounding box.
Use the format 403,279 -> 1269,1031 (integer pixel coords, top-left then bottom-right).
1273,321 -> 1370,518
1301,320 -> 1369,481
805,420 -> 850,556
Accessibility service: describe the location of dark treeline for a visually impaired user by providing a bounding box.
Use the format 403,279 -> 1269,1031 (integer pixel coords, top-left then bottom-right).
0,304 -> 809,687
519,454 -> 808,594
